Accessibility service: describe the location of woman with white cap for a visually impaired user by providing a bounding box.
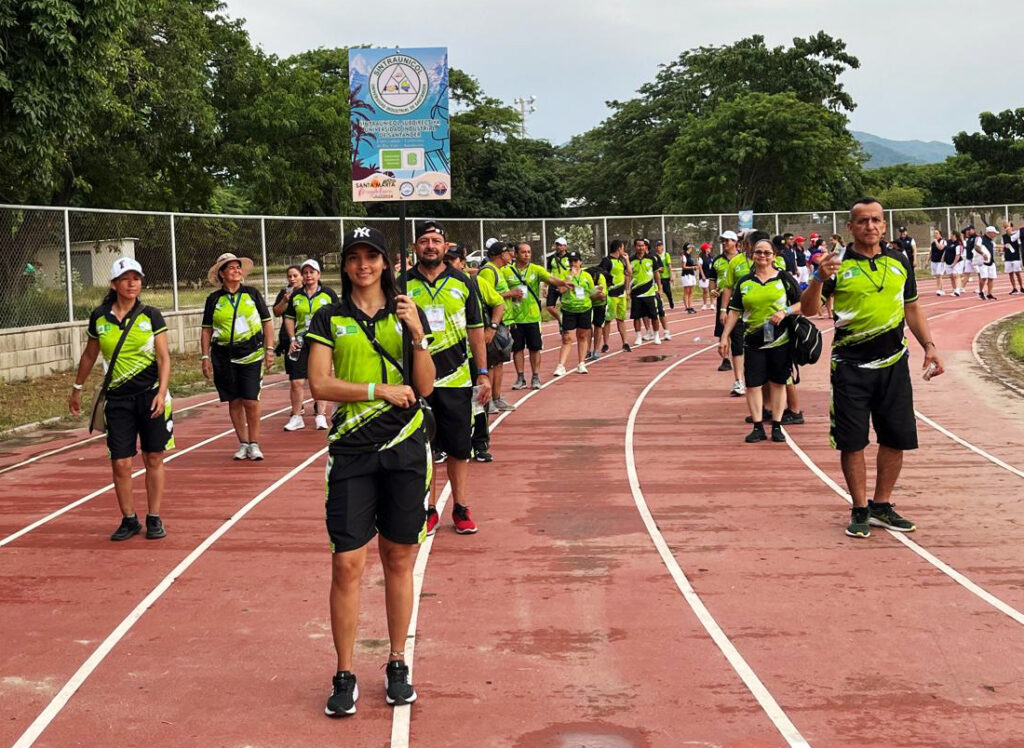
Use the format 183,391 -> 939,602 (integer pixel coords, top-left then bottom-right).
201,252 -> 275,459
69,257 -> 173,541
283,258 -> 339,431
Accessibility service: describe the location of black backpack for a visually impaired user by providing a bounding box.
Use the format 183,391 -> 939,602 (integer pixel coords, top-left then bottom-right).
786,315 -> 823,383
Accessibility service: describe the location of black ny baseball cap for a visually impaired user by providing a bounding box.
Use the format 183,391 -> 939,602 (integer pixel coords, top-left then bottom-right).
342,226 -> 388,255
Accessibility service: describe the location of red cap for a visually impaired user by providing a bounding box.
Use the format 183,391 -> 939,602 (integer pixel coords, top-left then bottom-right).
809,232 -> 820,239
795,235 -> 806,243
700,242 -> 711,250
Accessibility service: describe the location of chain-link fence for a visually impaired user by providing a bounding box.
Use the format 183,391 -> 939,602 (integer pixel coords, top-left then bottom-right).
2,202 -> 1022,331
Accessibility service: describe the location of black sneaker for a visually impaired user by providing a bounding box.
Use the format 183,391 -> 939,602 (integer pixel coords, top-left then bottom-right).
145,514 -> 166,540
110,515 -> 142,541
781,409 -> 805,425
986,294 -> 996,300
845,506 -> 871,538
325,671 -> 358,717
385,660 -> 418,705
745,409 -> 772,424
744,424 -> 767,443
717,358 -> 732,371
622,344 -> 632,352
601,344 -> 609,353
868,501 -> 916,532
770,423 -> 786,442
433,450 -> 447,464
473,449 -> 493,463
978,291 -> 986,300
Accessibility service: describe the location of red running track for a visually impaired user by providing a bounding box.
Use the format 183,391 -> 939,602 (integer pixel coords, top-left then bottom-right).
1,294 -> 1023,747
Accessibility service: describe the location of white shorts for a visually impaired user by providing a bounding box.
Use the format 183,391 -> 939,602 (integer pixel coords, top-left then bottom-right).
946,262 -> 960,275
681,275 -> 697,287
698,278 -> 710,289
1005,260 -> 1022,273
978,264 -> 997,280
930,261 -> 946,276
796,266 -> 810,283
961,260 -> 974,274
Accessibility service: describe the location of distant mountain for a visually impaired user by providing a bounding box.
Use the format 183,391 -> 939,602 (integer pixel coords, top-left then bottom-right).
852,131 -> 955,169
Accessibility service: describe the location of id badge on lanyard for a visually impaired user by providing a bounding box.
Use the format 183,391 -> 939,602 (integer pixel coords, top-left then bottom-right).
574,284 -> 585,300
426,305 -> 446,332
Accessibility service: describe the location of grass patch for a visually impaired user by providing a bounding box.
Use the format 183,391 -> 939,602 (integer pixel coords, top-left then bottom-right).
1008,319 -> 1024,363
0,351 -> 216,434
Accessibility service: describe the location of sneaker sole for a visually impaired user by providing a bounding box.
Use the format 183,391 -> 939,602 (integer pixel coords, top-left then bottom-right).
868,517 -> 915,532
845,528 -> 871,538
386,689 -> 418,706
145,529 -> 166,540
454,526 -> 478,535
111,527 -> 142,541
325,684 -> 359,717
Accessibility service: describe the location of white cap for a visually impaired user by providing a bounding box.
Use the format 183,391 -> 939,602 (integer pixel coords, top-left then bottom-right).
985,226 -> 998,234
110,257 -> 144,280
485,237 -> 499,249
719,230 -> 738,241
554,237 -> 567,246
300,258 -> 321,272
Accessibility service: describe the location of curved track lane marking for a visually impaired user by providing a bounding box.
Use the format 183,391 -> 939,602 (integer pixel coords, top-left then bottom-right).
0,378 -> 289,476
624,345 -> 811,748
390,316 -> 718,748
970,308 -> 1024,398
12,446 -> 329,748
0,397 -> 309,548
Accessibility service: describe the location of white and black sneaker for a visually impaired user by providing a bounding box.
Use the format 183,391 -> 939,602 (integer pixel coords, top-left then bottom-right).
325,671 -> 358,717
385,660 -> 417,705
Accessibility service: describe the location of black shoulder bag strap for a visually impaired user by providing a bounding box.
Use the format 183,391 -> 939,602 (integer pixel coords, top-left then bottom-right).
509,265 -> 544,310
350,313 -> 436,440
102,302 -> 145,394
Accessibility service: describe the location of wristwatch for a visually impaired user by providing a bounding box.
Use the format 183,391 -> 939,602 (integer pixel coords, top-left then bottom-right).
413,336 -> 430,350
487,322 -> 499,330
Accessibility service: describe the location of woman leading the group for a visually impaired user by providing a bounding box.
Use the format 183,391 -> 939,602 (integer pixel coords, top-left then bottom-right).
306,227 -> 435,717
719,239 -> 802,444
69,258 -> 173,541
201,253 -> 275,460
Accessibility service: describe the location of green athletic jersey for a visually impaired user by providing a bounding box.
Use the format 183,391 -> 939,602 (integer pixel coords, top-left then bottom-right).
658,251 -> 672,279
821,245 -> 918,368
560,269 -> 596,313
587,268 -> 609,307
285,285 -> 339,335
710,254 -> 731,286
476,262 -> 514,324
305,300 -> 429,454
202,286 -> 271,365
505,262 -> 552,324
547,252 -> 571,279
630,254 -> 662,297
599,255 -> 628,297
728,271 -> 802,349
87,301 -> 166,397
723,253 -> 786,290
406,264 -> 483,388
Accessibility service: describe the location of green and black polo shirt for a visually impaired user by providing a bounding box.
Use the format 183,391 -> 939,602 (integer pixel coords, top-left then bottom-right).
821,245 -> 918,368
561,269 -> 596,313
87,301 -> 167,398
285,285 -> 340,336
630,254 -> 663,298
547,252 -> 571,279
476,262 -> 514,325
505,262 -> 553,324
405,264 -> 483,388
728,271 -> 801,349
202,285 -> 272,365
599,255 -> 628,297
306,300 -> 431,454
710,254 -> 731,287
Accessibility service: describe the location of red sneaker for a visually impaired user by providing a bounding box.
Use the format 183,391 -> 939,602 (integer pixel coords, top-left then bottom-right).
452,504 -> 478,534
425,507 -> 439,536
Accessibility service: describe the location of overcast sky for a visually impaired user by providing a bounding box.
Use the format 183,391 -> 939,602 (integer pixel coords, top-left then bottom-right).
223,0 -> 1023,146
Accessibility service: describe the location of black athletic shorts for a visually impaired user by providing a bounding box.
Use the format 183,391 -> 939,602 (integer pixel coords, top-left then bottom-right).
325,429 -> 429,553
545,285 -> 561,309
830,352 -> 918,452
743,342 -> 792,387
730,321 -> 745,358
512,321 -> 543,352
289,345 -> 310,380
212,348 -> 263,402
105,390 -> 174,460
592,305 -> 607,328
562,309 -> 592,331
630,295 -> 658,321
284,351 -> 296,377
427,386 -> 473,460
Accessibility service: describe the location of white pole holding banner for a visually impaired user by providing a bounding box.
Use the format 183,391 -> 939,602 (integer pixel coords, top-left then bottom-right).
170,214 -> 179,312
63,209 -> 74,323
260,217 -> 269,298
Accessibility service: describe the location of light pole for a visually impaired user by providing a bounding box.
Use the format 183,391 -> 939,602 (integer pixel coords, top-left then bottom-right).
512,95 -> 536,137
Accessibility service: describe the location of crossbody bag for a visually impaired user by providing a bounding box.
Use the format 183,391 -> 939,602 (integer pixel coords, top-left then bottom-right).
89,302 -> 145,433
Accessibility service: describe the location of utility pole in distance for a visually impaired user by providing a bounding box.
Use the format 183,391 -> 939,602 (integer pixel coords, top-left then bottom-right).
513,95 -> 536,137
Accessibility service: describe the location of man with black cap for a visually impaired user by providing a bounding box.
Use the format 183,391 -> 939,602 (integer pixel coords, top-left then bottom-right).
406,220 -> 491,535
894,227 -> 917,269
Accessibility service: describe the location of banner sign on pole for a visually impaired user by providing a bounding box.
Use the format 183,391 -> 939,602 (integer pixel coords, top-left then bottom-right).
348,47 -> 450,202
738,210 -> 754,231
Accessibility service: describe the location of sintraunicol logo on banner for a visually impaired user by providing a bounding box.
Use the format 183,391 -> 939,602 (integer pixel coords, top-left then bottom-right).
369,55 -> 429,115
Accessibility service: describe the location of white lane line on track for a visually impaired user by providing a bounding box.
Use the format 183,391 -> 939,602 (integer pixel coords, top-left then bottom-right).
0,398 -> 309,548
390,315 -> 717,748
625,345 -> 811,748
11,446 -> 329,748
970,308 -> 1024,398
0,378 -> 289,477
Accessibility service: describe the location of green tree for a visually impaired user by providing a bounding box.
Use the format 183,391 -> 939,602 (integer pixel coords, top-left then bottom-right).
561,32 -> 860,213
659,92 -> 860,213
